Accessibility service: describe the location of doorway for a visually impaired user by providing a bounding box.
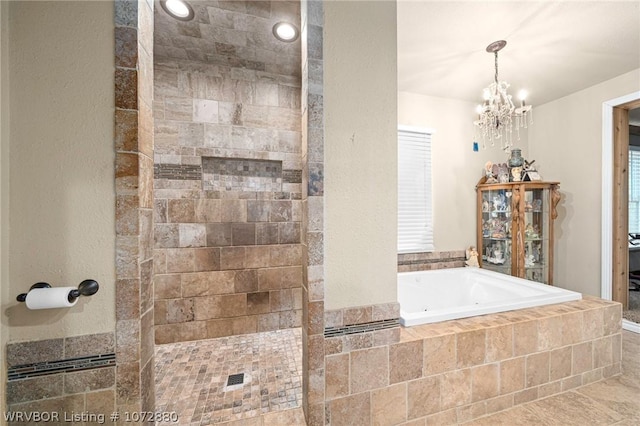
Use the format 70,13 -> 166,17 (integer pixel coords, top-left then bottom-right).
602,91 -> 640,333
626,113 -> 640,324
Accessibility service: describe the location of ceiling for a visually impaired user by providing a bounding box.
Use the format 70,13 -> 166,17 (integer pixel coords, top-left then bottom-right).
397,0 -> 640,122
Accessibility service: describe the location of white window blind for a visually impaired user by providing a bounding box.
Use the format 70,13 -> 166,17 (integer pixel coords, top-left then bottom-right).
398,127 -> 434,252
629,146 -> 640,234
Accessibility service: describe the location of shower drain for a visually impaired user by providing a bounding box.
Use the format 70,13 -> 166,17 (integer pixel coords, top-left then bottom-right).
227,373 -> 244,386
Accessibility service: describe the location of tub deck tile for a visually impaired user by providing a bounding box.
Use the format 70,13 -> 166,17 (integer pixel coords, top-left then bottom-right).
356,296 -> 626,426
400,297 -> 621,343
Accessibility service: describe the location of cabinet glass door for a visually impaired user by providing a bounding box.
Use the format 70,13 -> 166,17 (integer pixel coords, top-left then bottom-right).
480,188 -> 513,275
523,187 -> 550,283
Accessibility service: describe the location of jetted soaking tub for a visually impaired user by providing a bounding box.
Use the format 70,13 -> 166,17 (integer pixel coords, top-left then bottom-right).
398,267 -> 582,326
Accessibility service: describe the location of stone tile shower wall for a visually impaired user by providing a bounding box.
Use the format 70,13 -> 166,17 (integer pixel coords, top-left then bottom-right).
153,1 -> 302,344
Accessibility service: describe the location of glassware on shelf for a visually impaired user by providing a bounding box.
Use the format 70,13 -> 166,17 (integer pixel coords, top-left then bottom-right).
524,223 -> 539,239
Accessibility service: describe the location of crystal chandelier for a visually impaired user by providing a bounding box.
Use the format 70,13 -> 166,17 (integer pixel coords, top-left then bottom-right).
474,40 -> 532,151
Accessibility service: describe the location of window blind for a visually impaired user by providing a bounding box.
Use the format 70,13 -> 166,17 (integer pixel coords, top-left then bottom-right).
629,146 -> 640,234
398,127 -> 434,252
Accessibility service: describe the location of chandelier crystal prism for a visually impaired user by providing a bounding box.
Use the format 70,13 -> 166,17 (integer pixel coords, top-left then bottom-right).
474,40 -> 532,151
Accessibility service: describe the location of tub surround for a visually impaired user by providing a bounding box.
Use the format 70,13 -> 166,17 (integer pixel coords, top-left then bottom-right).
323,296 -> 621,425
152,0 -> 303,345
317,248 -> 622,425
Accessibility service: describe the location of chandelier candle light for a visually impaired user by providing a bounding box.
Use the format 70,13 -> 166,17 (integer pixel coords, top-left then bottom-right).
474,40 -> 533,151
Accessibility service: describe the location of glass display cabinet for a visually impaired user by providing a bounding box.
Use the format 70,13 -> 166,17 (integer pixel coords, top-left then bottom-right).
476,181 -> 561,284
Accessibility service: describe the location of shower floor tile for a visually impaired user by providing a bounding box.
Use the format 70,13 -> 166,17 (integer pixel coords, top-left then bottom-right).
154,328 -> 302,425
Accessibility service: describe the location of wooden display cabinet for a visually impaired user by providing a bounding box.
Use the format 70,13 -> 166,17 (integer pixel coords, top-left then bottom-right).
476,180 -> 560,284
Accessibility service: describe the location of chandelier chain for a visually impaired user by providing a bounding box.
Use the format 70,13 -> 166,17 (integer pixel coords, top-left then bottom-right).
494,52 -> 499,84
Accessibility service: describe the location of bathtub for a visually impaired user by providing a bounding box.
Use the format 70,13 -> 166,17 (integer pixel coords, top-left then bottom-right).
398,267 -> 582,326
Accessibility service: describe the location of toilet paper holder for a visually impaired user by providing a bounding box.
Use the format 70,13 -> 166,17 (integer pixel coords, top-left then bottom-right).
16,279 -> 100,303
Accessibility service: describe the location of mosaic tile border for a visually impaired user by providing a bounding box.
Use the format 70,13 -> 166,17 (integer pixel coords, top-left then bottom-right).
203,157 -> 283,179
324,319 -> 400,338
202,157 -> 286,192
397,256 -> 466,266
283,170 -> 302,184
154,163 -> 202,180
8,353 -> 116,381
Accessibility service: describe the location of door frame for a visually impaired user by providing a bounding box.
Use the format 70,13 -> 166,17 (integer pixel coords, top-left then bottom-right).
602,90 -> 640,333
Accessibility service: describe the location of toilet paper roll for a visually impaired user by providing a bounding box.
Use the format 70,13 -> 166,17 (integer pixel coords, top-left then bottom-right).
25,287 -> 78,310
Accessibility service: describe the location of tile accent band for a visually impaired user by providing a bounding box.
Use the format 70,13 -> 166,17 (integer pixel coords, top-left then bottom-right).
324,318 -> 400,338
282,169 -> 302,183
7,353 -> 116,381
202,157 -> 282,178
397,256 -> 466,266
154,163 -> 202,180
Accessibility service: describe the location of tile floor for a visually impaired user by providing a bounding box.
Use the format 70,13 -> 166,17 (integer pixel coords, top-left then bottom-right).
155,328 -> 302,425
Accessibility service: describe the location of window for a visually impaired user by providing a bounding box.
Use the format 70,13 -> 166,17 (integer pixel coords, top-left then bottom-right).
398,126 -> 434,252
630,146 -> 640,234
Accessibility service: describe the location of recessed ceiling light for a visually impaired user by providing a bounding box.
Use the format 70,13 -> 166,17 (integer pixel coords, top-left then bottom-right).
272,22 -> 299,42
160,0 -> 194,21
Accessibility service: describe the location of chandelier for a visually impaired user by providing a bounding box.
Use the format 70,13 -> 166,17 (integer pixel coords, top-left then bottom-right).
474,40 -> 532,151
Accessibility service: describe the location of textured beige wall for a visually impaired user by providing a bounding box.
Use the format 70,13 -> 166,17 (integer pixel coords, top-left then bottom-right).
397,92 -> 530,251
324,1 -> 398,310
1,0 -> 9,417
528,68 -> 640,295
7,1 -> 115,341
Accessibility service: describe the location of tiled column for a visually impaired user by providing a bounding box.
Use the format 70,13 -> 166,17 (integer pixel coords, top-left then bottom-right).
301,0 -> 325,424
114,0 -> 155,415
